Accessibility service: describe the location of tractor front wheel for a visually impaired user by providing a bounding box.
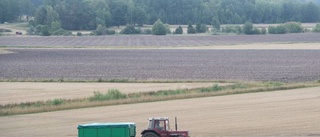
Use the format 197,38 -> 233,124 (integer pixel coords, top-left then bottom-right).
142,132 -> 159,137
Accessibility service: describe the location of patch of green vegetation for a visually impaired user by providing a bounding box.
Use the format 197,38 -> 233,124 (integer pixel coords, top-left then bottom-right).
200,84 -> 249,92
262,82 -> 284,87
200,84 -> 223,92
50,99 -> 64,106
89,89 -> 127,101
155,89 -> 187,96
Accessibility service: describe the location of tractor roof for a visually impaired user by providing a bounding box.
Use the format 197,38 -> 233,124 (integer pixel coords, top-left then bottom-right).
148,117 -> 169,121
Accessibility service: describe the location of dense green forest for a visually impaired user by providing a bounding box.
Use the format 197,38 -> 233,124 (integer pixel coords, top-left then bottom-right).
1,0 -> 320,30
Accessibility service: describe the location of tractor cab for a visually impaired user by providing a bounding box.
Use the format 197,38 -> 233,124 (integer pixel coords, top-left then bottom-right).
141,117 -> 189,137
148,118 -> 170,131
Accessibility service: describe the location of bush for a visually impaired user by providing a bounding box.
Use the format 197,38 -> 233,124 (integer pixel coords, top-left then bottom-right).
0,28 -> 12,32
35,25 -> 50,36
268,22 -> 302,34
155,89 -> 186,96
94,24 -> 115,35
26,26 -> 35,35
52,29 -> 72,36
196,23 -> 207,33
261,28 -> 267,34
152,19 -> 166,35
95,24 -> 106,35
222,25 -> 242,34
252,27 -> 261,34
174,26 -> 183,34
284,22 -> 303,33
106,29 -> 116,35
268,26 -> 277,34
49,99 -> 64,106
120,25 -> 141,34
275,25 -> 288,34
89,89 -> 127,101
165,24 -> 171,34
268,25 -> 288,34
51,21 -> 62,32
313,23 -> 320,32
187,23 -> 196,34
210,28 -> 220,35
243,22 -> 254,34
76,32 -> 82,36
200,84 -> 223,92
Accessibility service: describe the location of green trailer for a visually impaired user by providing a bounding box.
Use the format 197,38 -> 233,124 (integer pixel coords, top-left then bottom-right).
78,123 -> 136,137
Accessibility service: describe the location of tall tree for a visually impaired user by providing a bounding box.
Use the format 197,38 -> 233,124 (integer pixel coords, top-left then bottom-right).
301,2 -> 320,22
34,5 -> 47,25
109,0 -> 128,27
132,6 -> 147,26
45,5 -> 59,27
19,0 -> 35,21
90,0 -> 113,27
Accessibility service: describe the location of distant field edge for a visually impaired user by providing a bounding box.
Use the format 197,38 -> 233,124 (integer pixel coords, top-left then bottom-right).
0,78 -> 231,83
1,42 -> 320,50
1,81 -> 319,117
1,33 -> 320,47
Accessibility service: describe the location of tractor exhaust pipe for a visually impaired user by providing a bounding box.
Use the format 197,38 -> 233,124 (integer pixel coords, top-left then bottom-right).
175,117 -> 178,131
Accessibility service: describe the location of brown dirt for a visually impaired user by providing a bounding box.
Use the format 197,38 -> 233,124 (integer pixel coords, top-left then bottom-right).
0,82 -> 225,104
0,87 -> 319,137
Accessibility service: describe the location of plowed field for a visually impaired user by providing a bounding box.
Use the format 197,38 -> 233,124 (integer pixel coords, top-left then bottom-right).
1,87 -> 319,137
1,48 -> 320,82
1,33 -> 320,47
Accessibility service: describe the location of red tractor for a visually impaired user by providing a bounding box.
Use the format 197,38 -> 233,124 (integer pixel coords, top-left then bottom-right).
141,117 -> 189,137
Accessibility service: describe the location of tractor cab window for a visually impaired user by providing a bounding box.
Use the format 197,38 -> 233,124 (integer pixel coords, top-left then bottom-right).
166,120 -> 170,131
155,120 -> 165,131
148,120 -> 153,129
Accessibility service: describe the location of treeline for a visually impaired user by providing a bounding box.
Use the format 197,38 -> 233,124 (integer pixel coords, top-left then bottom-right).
0,0 -> 37,23
1,0 -> 320,30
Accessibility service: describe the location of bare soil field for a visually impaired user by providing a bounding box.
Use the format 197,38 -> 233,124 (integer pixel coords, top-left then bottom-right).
0,87 -> 319,137
184,43 -> 320,50
1,33 -> 320,47
1,48 -> 320,82
0,82 -> 225,105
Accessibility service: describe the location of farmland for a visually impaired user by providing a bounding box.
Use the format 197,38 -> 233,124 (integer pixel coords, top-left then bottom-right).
1,33 -> 320,47
1,33 -> 320,137
1,48 -> 320,82
0,87 -> 319,137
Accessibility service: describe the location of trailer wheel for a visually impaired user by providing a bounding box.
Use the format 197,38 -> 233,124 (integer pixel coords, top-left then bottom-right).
142,132 -> 159,137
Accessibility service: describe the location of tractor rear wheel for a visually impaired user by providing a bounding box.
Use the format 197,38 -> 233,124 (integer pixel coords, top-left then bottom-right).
142,132 -> 159,137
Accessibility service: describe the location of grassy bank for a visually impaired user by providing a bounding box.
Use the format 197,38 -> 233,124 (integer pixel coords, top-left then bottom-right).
1,82 -> 319,116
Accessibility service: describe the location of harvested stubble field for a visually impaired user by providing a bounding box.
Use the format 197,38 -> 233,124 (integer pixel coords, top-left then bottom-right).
1,33 -> 320,47
0,82 -> 223,105
1,48 -> 320,82
0,87 -> 319,137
